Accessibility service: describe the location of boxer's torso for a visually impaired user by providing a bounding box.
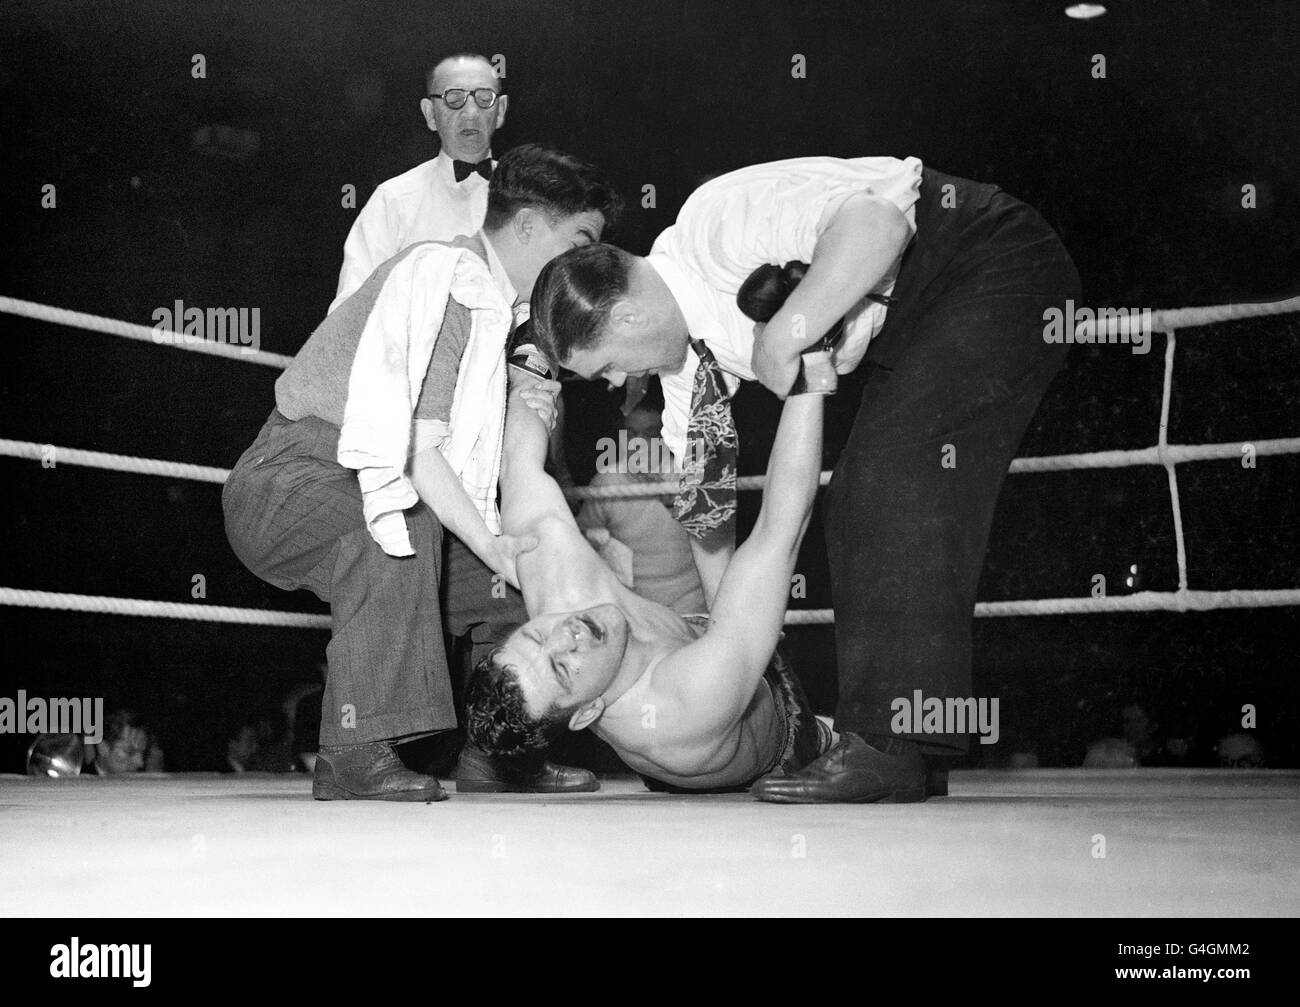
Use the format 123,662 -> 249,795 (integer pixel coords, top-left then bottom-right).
595,616 -> 784,790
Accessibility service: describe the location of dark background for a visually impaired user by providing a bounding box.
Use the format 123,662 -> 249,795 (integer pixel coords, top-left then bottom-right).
1,0 -> 1297,770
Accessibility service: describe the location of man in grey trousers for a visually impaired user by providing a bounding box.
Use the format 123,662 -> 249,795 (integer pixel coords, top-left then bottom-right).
223,145 -> 621,800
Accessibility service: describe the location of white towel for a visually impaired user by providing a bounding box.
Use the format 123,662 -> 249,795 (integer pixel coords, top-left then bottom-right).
336,243 -> 512,556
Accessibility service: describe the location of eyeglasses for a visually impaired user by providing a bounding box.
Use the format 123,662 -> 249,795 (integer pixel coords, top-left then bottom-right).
428,87 -> 502,110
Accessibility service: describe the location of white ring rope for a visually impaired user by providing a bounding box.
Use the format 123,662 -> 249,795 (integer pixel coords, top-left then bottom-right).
0,295 -> 296,369
0,588 -> 331,629
0,439 -> 231,484
1159,331 -> 1191,591
5,292 -> 1295,368
4,436 -> 1297,494
784,589 -> 1300,624
568,435 -> 1300,497
2,294 -> 1298,627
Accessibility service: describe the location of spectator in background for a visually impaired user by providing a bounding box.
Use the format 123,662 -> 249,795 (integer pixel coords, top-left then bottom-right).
144,736 -> 166,772
246,682 -> 323,773
293,686 -> 324,773
86,709 -> 150,775
575,383 -> 707,616
1216,733 -> 1264,767
330,52 -> 507,311
1083,737 -> 1137,768
223,720 -> 260,773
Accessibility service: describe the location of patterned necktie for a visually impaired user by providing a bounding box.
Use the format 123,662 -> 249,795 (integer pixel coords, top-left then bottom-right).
672,339 -> 738,548
453,158 -> 492,183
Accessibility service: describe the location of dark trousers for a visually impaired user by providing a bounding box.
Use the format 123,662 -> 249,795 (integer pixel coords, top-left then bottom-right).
824,169 -> 1079,753
221,410 -> 526,747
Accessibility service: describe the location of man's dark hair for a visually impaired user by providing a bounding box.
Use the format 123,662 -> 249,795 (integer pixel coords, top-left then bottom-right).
529,243 -> 635,364
102,708 -> 146,747
425,52 -> 496,94
464,647 -> 568,758
483,143 -> 623,235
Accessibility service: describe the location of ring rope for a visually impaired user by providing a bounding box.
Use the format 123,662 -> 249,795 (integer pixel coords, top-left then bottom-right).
4,435 -> 1297,495
3,295 -> 1298,627
783,588 -> 1300,624
5,293 -> 1297,369
1159,331 -> 1191,591
0,295 -> 295,369
0,588 -> 331,629
1076,294 -> 1300,337
0,439 -> 231,484
3,586 -> 1296,628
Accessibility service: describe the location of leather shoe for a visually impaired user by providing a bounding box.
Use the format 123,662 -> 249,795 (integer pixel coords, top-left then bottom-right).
454,745 -> 599,793
751,732 -> 926,804
313,740 -> 448,802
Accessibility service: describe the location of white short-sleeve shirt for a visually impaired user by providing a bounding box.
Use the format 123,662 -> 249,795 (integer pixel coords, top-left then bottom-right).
330,151 -> 493,313
651,155 -> 923,465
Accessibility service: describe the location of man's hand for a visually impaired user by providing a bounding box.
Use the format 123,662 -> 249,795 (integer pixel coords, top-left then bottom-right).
516,377 -> 562,431
481,533 -> 540,590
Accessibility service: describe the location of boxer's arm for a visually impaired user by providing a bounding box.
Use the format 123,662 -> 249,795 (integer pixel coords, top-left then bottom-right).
500,375 -> 622,613
752,193 -> 910,396
656,394 -> 823,724
499,373 -> 577,536
689,536 -> 733,610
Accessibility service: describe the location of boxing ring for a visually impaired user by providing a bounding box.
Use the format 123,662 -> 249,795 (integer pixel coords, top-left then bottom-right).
2,293 -> 1298,916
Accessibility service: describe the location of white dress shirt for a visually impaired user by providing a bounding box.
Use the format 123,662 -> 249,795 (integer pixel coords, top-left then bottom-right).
337,230 -> 517,556
330,150 -> 493,313
651,155 -> 924,465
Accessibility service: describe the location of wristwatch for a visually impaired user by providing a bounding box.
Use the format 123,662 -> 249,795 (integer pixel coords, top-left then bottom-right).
508,343 -> 559,381
506,319 -> 559,380
789,347 -> 838,396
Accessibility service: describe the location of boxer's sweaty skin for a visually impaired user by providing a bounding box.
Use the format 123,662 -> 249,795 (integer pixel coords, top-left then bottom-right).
498,373 -> 820,788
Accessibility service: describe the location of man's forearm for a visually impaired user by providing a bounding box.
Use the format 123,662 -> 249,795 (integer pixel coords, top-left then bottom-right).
408,445 -> 493,557
768,194 -> 911,353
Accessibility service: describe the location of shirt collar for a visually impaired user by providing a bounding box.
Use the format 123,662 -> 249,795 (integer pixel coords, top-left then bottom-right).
477,230 -> 518,308
646,252 -> 730,350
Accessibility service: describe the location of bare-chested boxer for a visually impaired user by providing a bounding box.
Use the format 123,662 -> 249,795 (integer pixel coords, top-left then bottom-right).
465,356 -> 835,794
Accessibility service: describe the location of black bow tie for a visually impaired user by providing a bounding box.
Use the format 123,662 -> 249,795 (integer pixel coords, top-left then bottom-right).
452,158 -> 492,183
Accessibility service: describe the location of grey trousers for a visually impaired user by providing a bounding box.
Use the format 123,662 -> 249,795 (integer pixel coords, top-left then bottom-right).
221,409 -> 526,747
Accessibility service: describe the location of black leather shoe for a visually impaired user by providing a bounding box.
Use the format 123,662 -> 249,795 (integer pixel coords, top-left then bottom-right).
751,732 -> 926,804
313,741 -> 448,802
453,745 -> 599,794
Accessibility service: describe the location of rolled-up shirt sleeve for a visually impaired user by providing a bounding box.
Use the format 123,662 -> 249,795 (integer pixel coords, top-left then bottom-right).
663,156 -> 923,295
